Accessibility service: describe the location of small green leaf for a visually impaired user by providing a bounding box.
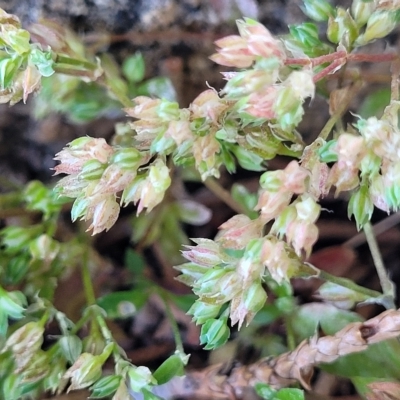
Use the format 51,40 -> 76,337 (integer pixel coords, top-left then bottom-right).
275,388 -> 305,400
254,383 -> 277,399
142,388 -> 163,400
90,375 -> 121,398
96,290 -> 148,319
122,52 -> 145,83
153,355 -> 184,385
138,77 -> 176,101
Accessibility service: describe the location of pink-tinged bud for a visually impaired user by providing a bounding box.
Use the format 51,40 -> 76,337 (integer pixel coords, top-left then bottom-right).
216,214 -> 263,249
86,195 -> 120,235
54,137 -> 113,175
182,239 -> 222,267
165,119 -> 193,146
210,35 -> 254,68
20,64 -> 41,103
245,86 -> 279,119
3,320 -> 45,372
295,195 -> 320,223
125,96 -> 161,121
93,164 -> 136,195
327,163 -> 360,195
64,353 -> 103,391
237,18 -> 285,60
255,190 -> 292,222
282,160 -> 309,194
370,175 -> 390,213
286,220 -> 319,257
190,89 -> 228,122
261,239 -> 299,284
337,134 -> 366,166
285,70 -> 315,100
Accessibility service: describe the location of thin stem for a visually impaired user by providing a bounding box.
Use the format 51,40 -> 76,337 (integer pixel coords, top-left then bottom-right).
55,54 -> 98,70
159,289 -> 185,354
53,65 -> 98,79
318,80 -> 363,140
391,59 -> 400,103
284,316 -> 296,351
318,270 -> 382,299
82,246 -> 96,306
313,58 -> 345,83
204,178 -> 247,215
363,222 -> 395,302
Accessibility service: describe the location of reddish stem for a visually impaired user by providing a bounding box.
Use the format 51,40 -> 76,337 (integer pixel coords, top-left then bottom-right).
313,58 -> 345,82
286,51 -> 397,68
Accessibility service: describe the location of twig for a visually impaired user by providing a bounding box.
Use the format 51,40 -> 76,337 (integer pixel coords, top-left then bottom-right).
363,222 -> 396,304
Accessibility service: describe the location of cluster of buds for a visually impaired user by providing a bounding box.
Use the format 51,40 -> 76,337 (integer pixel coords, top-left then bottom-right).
125,89 -> 229,180
319,106 -> 400,229
54,136 -> 171,234
211,18 -> 315,130
0,9 -> 52,104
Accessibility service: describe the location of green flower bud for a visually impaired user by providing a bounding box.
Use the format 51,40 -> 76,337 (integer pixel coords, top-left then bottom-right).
360,150 -> 381,178
80,159 -> 106,181
157,100 -> 180,120
4,321 -> 44,356
64,344 -> 113,391
351,0 -> 376,26
200,318 -> 230,350
232,146 -> 264,172
348,184 -> 374,230
127,366 -> 156,392
327,16 -> 340,44
71,196 -> 89,222
90,375 -> 121,398
302,0 -> 335,22
110,148 -> 142,170
318,139 -> 338,163
0,287 -> 26,335
188,301 -> 221,324
148,160 -> 171,192
1,225 -> 42,254
59,335 -> 82,364
2,28 -> 31,54
289,23 -> 321,48
259,170 -> 283,191
243,282 -> 267,315
357,11 -> 397,45
29,234 -> 60,261
327,8 -> 359,47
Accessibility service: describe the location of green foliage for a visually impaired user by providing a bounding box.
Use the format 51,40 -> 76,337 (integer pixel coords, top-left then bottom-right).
1,1 -> 400,398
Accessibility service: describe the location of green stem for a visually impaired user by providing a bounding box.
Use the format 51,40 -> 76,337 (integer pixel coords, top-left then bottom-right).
159,289 -> 185,354
284,316 -> 296,351
204,178 -> 248,215
55,54 -> 98,70
363,222 -> 395,303
82,247 -> 96,306
318,269 -> 382,299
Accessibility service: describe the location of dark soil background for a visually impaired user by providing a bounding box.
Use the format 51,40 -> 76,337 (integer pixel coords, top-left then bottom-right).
2,1 -> 400,400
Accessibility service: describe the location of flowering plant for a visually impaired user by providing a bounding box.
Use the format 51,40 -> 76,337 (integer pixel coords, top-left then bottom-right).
1,1 -> 400,399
